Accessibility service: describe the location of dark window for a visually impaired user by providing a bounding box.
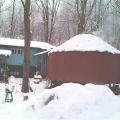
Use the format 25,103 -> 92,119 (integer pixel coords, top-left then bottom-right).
43,57 -> 46,64
12,49 -> 16,54
18,49 -> 23,54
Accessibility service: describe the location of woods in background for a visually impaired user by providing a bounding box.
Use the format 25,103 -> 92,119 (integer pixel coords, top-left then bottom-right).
0,0 -> 120,48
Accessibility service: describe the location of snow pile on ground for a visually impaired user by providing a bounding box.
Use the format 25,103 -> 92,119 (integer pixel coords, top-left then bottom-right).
0,80 -> 120,120
50,34 -> 120,54
30,83 -> 120,120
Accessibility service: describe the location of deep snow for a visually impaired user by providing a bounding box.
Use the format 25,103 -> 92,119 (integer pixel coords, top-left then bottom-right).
0,77 -> 120,120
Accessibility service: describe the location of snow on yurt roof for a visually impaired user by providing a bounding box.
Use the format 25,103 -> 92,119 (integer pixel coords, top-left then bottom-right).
0,37 -> 55,50
50,34 -> 120,54
0,49 -> 11,56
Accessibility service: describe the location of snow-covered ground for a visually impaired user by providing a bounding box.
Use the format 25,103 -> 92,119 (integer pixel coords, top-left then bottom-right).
0,77 -> 120,120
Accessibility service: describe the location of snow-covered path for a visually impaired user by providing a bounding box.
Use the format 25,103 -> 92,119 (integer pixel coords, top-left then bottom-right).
0,78 -> 120,120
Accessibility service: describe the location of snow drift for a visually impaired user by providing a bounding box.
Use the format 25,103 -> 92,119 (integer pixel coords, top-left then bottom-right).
0,81 -> 120,120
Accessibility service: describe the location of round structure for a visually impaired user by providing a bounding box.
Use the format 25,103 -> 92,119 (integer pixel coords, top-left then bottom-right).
48,34 -> 120,84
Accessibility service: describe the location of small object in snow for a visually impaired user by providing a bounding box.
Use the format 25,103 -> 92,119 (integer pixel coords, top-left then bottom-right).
34,71 -> 42,84
5,86 -> 13,102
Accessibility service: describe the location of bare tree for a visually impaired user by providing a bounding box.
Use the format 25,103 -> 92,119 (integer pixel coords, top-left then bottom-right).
110,0 -> 120,49
36,0 -> 60,43
21,0 -> 31,101
113,0 -> 120,14
0,0 -> 5,14
62,0 -> 97,34
10,0 -> 16,38
75,0 -> 97,33
0,0 -> 5,36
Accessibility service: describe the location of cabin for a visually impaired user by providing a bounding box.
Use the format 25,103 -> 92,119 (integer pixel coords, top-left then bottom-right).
0,38 -> 55,78
48,34 -> 120,84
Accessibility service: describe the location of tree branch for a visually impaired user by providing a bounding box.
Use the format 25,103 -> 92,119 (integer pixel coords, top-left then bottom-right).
21,0 -> 25,7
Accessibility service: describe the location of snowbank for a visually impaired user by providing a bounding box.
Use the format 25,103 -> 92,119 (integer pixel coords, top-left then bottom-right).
50,34 -> 120,54
28,83 -> 120,120
0,81 -> 120,120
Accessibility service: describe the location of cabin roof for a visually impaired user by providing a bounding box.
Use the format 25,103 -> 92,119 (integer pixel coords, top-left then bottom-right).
0,37 -> 55,50
50,34 -> 120,54
34,50 -> 50,55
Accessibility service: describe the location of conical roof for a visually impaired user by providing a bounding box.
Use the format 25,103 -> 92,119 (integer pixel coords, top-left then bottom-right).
50,34 -> 120,54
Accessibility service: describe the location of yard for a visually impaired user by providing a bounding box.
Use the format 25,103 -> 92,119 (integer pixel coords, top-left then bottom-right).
0,77 -> 120,120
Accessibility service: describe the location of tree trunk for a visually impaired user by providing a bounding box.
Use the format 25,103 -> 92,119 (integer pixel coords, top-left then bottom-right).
44,0 -> 49,43
21,0 -> 31,101
10,0 -> 16,38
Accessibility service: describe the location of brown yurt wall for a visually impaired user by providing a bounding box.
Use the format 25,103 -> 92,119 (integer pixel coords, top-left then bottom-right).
48,51 -> 120,84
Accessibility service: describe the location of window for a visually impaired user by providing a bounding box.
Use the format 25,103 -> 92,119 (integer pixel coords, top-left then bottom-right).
12,49 -> 16,54
11,48 -> 23,55
18,49 -> 23,54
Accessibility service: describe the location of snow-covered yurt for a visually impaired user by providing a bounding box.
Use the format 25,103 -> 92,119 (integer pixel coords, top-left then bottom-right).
48,34 -> 120,84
